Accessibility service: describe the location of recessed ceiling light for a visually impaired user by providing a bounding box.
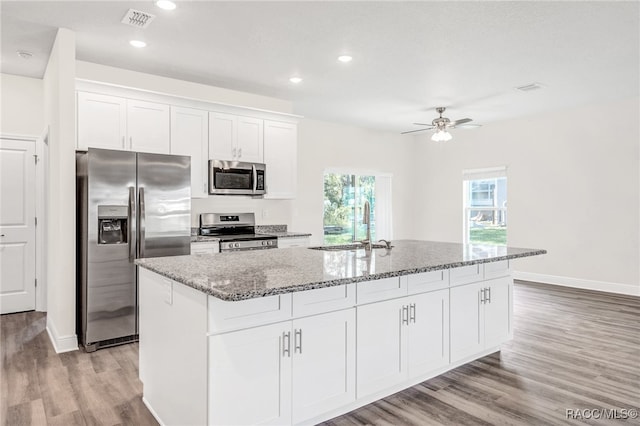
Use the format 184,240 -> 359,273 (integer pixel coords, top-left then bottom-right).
289,76 -> 303,84
129,40 -> 147,48
16,50 -> 33,59
155,0 -> 176,10
337,55 -> 353,63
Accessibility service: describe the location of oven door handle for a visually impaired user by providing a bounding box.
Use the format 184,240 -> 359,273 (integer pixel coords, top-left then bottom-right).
252,163 -> 257,194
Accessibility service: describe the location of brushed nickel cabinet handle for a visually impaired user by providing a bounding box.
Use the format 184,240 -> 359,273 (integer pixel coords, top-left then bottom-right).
409,303 -> 416,323
487,287 -> 491,304
294,329 -> 302,354
238,148 -> 242,158
402,305 -> 409,325
480,288 -> 486,304
282,331 -> 291,357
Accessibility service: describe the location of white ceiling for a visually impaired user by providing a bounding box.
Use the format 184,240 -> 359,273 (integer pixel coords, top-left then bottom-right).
2,1 -> 638,132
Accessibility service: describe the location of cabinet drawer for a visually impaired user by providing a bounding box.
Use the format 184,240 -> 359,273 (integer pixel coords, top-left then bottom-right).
277,237 -> 310,248
208,294 -> 292,334
292,284 -> 355,317
357,277 -> 406,304
449,264 -> 483,287
484,260 -> 510,279
190,242 -> 219,254
407,270 -> 449,295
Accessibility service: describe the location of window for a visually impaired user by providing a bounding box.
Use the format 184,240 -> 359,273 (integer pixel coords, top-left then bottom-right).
463,167 -> 507,245
323,171 -> 392,245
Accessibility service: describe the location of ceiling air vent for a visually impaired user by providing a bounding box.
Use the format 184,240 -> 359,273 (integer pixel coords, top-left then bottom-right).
121,9 -> 156,29
516,82 -> 544,92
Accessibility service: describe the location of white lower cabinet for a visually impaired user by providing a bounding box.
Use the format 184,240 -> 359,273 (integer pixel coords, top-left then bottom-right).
209,322 -> 292,426
208,308 -> 356,425
356,288 -> 449,398
291,309 -> 356,423
450,277 -> 512,363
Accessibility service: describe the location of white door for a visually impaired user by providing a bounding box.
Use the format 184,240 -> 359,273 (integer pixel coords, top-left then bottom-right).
264,120 -> 297,199
209,322 -> 292,426
407,289 -> 450,377
356,298 -> 407,398
77,92 -> 127,151
450,282 -> 484,363
292,309 -> 356,423
484,277 -> 512,348
209,112 -> 237,161
170,106 -> 209,198
127,99 -> 170,154
236,116 -> 264,162
0,139 -> 36,314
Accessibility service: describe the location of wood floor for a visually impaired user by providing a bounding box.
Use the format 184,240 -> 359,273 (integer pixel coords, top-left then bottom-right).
1,282 -> 638,425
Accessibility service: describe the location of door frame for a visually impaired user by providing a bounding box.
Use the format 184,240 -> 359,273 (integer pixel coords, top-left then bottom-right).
1,132 -> 48,312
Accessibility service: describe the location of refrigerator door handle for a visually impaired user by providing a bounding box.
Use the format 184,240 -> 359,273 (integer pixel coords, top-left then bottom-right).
138,187 -> 146,258
128,186 -> 135,263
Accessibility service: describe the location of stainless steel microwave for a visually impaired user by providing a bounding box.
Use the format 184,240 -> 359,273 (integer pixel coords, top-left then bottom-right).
208,160 -> 266,196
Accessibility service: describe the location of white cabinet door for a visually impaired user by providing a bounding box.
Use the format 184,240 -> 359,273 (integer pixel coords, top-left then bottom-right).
171,107 -> 209,198
77,92 -> 127,150
237,116 -> 264,163
209,112 -> 236,161
356,298 -> 406,398
264,120 -> 297,199
450,282 -> 484,363
127,99 -> 170,154
209,322 -> 292,426
292,309 -> 356,423
483,277 -> 512,348
407,289 -> 449,377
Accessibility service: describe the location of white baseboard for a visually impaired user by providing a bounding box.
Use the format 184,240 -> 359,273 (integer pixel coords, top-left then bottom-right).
513,271 -> 640,297
46,318 -> 78,353
143,397 -> 165,426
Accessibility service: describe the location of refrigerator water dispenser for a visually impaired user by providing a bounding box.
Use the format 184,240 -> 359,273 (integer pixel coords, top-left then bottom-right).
98,205 -> 128,244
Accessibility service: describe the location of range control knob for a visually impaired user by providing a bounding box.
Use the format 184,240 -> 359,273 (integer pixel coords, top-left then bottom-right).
261,241 -> 267,246
234,243 -> 240,248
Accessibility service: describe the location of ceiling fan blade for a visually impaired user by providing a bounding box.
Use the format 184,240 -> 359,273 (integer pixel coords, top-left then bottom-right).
456,123 -> 482,129
401,128 -> 432,135
449,118 -> 472,127
412,122 -> 432,126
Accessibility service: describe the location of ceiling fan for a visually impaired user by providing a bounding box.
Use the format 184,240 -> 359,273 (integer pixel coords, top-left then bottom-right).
401,107 -> 480,141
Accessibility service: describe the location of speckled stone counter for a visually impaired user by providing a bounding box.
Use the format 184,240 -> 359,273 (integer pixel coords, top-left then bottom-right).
136,240 -> 545,301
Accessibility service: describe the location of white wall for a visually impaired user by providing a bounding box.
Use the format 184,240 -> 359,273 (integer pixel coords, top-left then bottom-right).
43,28 -> 77,352
411,97 -> 640,294
0,73 -> 44,136
294,118 -> 415,245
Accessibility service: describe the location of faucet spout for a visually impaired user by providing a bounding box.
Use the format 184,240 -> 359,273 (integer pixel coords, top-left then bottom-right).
361,200 -> 372,251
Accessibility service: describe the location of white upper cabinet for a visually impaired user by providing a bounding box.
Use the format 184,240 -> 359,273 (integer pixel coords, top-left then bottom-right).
77,92 -> 127,151
209,112 -> 264,163
264,120 -> 297,199
127,99 -> 170,154
77,92 -> 170,154
170,107 -> 209,198
237,116 -> 264,163
208,112 -> 236,161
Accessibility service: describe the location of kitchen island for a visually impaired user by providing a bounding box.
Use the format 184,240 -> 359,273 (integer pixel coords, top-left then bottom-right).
136,240 -> 545,426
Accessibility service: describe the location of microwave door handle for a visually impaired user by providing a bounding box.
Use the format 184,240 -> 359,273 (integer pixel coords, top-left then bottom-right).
128,186 -> 135,262
252,164 -> 257,193
138,187 -> 146,258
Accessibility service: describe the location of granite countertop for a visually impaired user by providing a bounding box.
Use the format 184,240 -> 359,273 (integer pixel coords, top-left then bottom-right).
136,240 -> 546,301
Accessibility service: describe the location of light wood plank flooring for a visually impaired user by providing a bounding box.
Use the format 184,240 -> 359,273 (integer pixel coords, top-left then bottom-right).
1,281 -> 639,425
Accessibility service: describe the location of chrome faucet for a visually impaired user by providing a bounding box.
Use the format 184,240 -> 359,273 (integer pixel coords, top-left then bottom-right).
361,200 -> 372,251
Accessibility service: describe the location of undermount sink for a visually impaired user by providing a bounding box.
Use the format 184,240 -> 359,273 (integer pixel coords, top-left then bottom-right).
308,243 -> 389,251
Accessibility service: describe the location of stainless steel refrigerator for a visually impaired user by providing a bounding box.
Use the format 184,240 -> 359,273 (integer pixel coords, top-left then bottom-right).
76,148 -> 191,351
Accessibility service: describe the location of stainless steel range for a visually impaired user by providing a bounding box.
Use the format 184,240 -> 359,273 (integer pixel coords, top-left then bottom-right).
199,213 -> 278,252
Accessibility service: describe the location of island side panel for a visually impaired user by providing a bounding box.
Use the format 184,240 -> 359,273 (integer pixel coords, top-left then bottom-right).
138,267 -> 208,426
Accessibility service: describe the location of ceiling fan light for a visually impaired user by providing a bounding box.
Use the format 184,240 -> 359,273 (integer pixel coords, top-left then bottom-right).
431,130 -> 452,142
442,131 -> 452,141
